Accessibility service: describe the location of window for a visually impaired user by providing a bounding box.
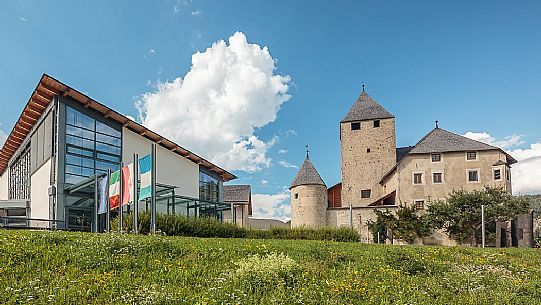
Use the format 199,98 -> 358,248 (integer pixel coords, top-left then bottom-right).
415,200 -> 425,211
199,172 -> 220,202
361,189 -> 371,198
493,169 -> 501,181
506,168 -> 511,181
433,172 -> 443,184
373,120 -> 380,128
64,106 -> 121,186
468,170 -> 479,182
366,148 -> 371,153
431,153 -> 441,162
351,122 -> 360,130
294,193 -> 298,199
413,173 -> 423,184
466,151 -> 477,161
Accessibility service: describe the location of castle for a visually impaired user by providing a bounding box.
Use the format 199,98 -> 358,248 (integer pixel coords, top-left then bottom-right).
289,85 -> 516,244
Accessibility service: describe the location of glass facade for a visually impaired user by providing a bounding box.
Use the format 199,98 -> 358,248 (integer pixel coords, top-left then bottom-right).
199,172 -> 219,202
64,106 -> 121,185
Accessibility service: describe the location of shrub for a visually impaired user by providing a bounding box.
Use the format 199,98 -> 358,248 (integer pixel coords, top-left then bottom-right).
234,252 -> 302,289
112,212 -> 360,242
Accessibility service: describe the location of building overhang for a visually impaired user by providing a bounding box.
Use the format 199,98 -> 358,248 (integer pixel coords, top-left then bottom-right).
0,74 -> 237,181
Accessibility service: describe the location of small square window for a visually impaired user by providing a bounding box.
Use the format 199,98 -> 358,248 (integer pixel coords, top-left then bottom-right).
415,200 -> 425,211
294,193 -> 298,199
468,170 -> 479,182
367,148 -> 371,153
373,120 -> 380,128
466,151 -> 477,160
361,189 -> 371,198
413,173 -> 423,184
494,169 -> 501,180
351,122 -> 360,130
433,173 -> 443,184
431,153 -> 441,162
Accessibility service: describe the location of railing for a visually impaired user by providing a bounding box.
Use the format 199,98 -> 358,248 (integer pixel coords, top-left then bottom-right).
0,217 -> 68,230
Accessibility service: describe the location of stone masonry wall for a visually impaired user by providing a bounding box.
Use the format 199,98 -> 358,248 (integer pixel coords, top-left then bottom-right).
290,185 -> 327,228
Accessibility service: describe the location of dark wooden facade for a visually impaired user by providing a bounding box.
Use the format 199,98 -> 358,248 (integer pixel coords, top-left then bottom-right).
327,183 -> 342,208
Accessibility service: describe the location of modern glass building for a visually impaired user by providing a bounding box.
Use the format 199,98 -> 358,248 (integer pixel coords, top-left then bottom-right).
0,74 -> 236,231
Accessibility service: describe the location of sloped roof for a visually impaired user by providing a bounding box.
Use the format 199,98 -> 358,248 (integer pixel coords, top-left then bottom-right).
341,91 -> 394,123
290,157 -> 326,189
409,128 -> 500,154
396,146 -> 414,163
224,185 -> 251,202
0,74 -> 236,181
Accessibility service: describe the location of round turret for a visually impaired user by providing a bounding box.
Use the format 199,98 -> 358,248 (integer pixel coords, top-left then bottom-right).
289,147 -> 327,228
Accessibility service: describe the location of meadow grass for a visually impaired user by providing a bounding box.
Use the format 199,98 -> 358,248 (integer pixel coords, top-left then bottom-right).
0,230 -> 539,304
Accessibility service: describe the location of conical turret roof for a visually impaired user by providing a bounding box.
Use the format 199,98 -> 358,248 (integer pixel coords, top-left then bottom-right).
290,155 -> 326,189
341,91 -> 394,123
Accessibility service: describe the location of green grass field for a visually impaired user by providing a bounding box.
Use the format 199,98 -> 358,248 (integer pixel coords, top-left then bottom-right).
0,230 -> 539,304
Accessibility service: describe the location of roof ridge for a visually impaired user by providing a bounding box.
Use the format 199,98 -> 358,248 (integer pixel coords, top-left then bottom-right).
290,157 -> 326,189
341,91 -> 394,123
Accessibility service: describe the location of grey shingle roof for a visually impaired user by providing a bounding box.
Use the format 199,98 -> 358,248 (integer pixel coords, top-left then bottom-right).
290,157 -> 326,189
341,91 -> 394,123
224,185 -> 251,202
409,128 -> 499,154
396,146 -> 414,163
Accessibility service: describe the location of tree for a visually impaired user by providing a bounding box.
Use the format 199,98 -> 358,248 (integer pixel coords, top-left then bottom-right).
425,186 -> 530,246
367,205 -> 432,244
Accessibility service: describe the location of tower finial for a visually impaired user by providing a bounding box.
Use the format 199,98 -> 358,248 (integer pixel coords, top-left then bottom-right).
306,144 -> 309,159
362,81 -> 365,92
435,120 -> 439,128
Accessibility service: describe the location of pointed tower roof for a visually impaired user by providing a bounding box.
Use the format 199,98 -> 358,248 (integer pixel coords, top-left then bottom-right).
290,147 -> 326,189
341,89 -> 394,123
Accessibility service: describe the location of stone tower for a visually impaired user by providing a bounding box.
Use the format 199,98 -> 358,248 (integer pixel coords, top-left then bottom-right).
289,147 -> 328,228
340,85 -> 396,207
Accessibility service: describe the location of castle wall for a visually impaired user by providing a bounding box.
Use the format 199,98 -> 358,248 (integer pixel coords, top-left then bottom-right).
326,207 -> 398,243
396,150 -> 511,207
290,185 -> 327,228
340,118 -> 396,207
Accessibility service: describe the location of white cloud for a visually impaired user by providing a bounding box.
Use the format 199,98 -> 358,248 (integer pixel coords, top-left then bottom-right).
191,10 -> 201,16
278,160 -> 298,169
464,132 -> 541,195
463,132 -> 525,149
0,127 -> 7,147
137,32 -> 291,172
278,149 -> 288,154
18,16 -> 28,22
252,191 -> 291,221
261,179 -> 268,185
285,129 -> 297,137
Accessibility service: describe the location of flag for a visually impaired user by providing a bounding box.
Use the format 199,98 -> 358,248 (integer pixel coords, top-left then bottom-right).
121,165 -> 131,206
97,176 -> 108,214
109,170 -> 120,210
139,154 -> 152,200
127,163 -> 134,204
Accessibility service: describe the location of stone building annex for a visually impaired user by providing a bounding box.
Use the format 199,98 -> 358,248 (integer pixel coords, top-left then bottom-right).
289,85 -> 517,245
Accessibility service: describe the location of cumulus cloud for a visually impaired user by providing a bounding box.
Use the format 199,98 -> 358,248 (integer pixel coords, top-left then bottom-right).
261,179 -> 268,185
137,32 -> 291,172
0,127 -> 7,147
252,191 -> 291,221
464,132 -> 541,195
278,160 -> 298,169
278,149 -> 288,154
463,132 -> 525,149
285,129 -> 297,137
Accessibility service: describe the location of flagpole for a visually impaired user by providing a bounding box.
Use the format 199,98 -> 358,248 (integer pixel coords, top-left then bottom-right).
106,169 -> 111,233
93,174 -> 98,233
133,153 -> 139,234
150,143 -> 157,234
119,162 -> 123,233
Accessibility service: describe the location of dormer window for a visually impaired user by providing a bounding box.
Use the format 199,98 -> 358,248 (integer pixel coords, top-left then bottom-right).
373,120 -> 380,128
351,122 -> 360,130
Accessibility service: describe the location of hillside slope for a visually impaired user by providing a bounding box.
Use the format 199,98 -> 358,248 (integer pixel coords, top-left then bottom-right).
0,230 -> 539,304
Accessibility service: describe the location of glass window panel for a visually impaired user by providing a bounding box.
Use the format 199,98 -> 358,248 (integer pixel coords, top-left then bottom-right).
97,153 -> 120,163
96,142 -> 121,155
96,160 -> 119,172
65,174 -> 87,185
66,155 -> 94,168
66,165 -> 82,175
66,125 -> 94,140
96,133 -> 121,146
67,146 -> 94,157
67,106 -> 95,130
96,120 -> 121,138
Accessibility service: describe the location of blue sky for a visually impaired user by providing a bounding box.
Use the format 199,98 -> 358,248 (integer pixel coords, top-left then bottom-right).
1,1 -> 540,220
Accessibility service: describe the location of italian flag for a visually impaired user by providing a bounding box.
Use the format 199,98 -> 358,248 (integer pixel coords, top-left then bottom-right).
109,167 -> 131,210
109,170 -> 121,210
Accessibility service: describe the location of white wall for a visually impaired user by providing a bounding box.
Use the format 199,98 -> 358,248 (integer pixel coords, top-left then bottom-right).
122,128 -> 199,198
30,158 -> 52,225
0,168 -> 9,200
